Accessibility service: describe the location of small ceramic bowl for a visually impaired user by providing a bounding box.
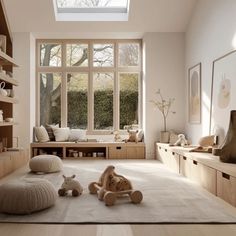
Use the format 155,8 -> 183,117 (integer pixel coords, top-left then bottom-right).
5,117 -> 13,122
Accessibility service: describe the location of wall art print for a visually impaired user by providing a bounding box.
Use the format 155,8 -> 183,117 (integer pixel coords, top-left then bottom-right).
210,50 -> 236,145
188,63 -> 201,124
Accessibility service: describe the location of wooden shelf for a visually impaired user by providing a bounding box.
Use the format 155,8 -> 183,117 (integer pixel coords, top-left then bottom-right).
0,50 -> 18,67
0,122 -> 17,127
0,72 -> 18,86
0,94 -> 18,103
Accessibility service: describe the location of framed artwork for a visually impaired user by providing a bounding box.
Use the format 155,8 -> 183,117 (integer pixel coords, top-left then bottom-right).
188,63 -> 201,123
210,50 -> 236,145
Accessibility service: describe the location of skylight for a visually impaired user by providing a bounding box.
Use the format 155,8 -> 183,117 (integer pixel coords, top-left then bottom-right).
53,0 -> 130,21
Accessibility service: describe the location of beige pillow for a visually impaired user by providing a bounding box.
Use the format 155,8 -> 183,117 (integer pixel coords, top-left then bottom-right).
34,126 -> 50,142
53,127 -> 70,142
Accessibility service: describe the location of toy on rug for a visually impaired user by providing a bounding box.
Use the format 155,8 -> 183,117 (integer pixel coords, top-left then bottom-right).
88,165 -> 143,206
58,175 -> 83,197
125,129 -> 139,143
173,134 -> 188,147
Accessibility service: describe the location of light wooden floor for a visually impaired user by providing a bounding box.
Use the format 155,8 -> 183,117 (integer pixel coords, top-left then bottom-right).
1,224 -> 236,236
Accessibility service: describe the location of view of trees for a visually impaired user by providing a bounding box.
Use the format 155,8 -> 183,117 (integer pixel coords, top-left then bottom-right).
39,40 -> 140,130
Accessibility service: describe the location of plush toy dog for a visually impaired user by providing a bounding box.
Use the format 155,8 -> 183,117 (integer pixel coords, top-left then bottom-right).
174,134 -> 188,147
58,175 -> 83,197
88,165 -> 143,206
125,129 -> 140,143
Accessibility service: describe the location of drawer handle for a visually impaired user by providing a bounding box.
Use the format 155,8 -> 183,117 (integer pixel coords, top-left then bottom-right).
172,152 -> 175,155
183,156 -> 187,160
222,172 -> 230,180
193,160 -> 198,165
165,149 -> 167,152
116,147 -> 121,150
159,146 -> 161,150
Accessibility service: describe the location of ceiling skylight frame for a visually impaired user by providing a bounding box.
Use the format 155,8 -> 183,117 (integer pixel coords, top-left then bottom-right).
53,0 -> 130,21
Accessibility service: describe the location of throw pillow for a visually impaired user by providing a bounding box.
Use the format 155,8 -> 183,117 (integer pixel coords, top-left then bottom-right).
45,124 -> 59,141
69,129 -> 87,142
34,126 -> 50,142
53,127 -> 70,142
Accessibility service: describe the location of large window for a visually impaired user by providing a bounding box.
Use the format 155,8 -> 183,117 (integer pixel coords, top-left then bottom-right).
37,39 -> 142,134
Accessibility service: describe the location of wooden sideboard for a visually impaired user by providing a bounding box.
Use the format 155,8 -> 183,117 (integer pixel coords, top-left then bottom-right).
156,143 -> 236,207
31,142 -> 145,160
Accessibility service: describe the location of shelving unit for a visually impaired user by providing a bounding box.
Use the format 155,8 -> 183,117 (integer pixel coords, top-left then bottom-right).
30,142 -> 146,160
0,0 -> 28,179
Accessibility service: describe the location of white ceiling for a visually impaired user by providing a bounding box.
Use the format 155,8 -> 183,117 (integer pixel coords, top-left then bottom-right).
3,0 -> 197,38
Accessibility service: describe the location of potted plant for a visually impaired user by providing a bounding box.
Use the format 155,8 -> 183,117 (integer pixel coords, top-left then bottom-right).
150,89 -> 176,143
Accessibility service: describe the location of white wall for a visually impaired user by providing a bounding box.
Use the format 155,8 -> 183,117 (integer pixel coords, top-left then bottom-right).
185,0 -> 236,144
13,32 -> 36,149
143,33 -> 186,158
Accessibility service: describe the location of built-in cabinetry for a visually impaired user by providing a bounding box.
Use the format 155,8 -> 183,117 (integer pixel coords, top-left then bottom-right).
31,142 -> 145,160
156,143 -> 236,207
0,0 -> 28,179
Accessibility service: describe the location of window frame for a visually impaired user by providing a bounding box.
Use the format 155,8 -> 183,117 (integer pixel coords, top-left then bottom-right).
36,39 -> 142,134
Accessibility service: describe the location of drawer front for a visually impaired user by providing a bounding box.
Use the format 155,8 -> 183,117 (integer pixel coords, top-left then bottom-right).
168,152 -> 180,174
109,146 -> 127,159
181,157 -> 216,195
217,171 -> 236,207
156,146 -> 170,166
126,147 -> 145,159
180,155 -> 191,177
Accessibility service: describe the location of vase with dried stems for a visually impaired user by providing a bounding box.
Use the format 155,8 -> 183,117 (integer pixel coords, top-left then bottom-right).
150,89 -> 176,143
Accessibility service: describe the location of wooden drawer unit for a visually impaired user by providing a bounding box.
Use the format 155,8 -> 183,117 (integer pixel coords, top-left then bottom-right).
126,146 -> 145,159
180,156 -> 216,194
109,145 -> 127,159
217,171 -> 236,207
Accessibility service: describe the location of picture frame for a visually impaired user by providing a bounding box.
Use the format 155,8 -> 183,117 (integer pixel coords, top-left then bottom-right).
0,35 -> 6,53
210,50 -> 236,145
188,63 -> 201,123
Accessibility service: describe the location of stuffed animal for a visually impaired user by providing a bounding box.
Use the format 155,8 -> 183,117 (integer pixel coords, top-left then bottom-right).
174,134 -> 188,147
113,130 -> 122,142
88,165 -> 143,206
125,129 -> 139,143
58,175 -> 83,197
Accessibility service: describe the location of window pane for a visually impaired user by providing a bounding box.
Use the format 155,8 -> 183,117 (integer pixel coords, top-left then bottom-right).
40,73 -> 61,126
93,44 -> 114,67
66,44 -> 88,67
57,0 -> 128,8
119,43 -> 139,67
119,73 -> 139,130
40,44 -> 62,67
93,73 -> 114,130
67,73 -> 88,129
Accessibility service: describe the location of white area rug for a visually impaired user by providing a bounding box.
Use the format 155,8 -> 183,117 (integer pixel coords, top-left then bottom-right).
1,160 -> 236,223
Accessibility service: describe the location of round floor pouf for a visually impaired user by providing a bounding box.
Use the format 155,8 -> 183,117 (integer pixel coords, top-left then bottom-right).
29,155 -> 63,173
0,178 -> 57,214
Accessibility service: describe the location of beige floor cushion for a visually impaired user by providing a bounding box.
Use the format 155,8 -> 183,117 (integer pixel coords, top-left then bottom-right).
29,155 -> 63,173
0,178 -> 57,214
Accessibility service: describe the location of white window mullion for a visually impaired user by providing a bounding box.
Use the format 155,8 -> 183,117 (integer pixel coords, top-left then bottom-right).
88,41 -> 93,133
61,42 -> 67,127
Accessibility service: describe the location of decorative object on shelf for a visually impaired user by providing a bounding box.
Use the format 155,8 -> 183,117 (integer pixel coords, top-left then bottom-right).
0,110 -> 3,122
0,81 -> 7,96
212,110 -> 236,163
73,151 -> 78,158
58,175 -> 83,197
79,152 -> 83,157
210,50 -> 236,145
88,165 -> 143,206
0,35 -> 6,53
5,117 -> 13,122
150,89 -> 175,143
0,142 -> 3,152
125,129 -> 144,143
2,137 -> 7,151
188,63 -> 201,124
